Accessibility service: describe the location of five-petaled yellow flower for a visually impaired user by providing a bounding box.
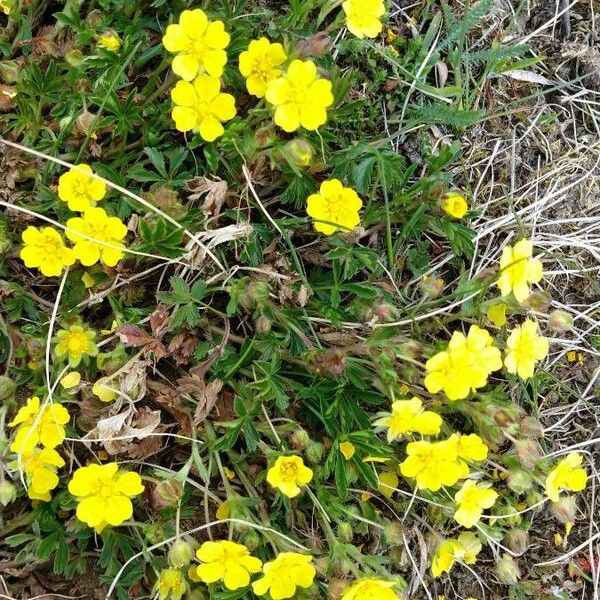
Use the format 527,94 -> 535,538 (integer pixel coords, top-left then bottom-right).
447,433 -> 489,463
252,552 -> 316,599
55,323 -> 98,366
545,452 -> 587,502
453,479 -> 498,528
265,59 -> 334,132
195,540 -> 262,590
58,164 -> 107,212
239,37 -> 287,98
504,319 -> 549,380
431,532 -> 481,577
155,568 -> 187,600
20,447 -> 65,502
341,578 -> 399,600
497,239 -> 543,303
374,397 -> 442,442
8,396 -> 70,454
66,207 -> 128,267
267,455 -> 313,498
20,226 -> 75,277
424,325 -> 502,401
98,31 -> 121,52
68,463 -> 144,533
441,191 -> 468,219
171,75 -> 236,141
342,0 -> 385,39
306,179 -> 362,235
400,438 -> 468,491
162,9 -> 230,81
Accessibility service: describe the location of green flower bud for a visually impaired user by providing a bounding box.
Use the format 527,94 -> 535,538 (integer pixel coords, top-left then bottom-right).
548,310 -> 573,332
241,528 -> 261,552
507,469 -> 533,495
155,479 -> 183,507
551,495 -> 577,523
337,522 -> 353,544
305,440 -> 324,465
504,528 -> 529,556
0,375 -> 16,402
496,554 -> 521,584
0,61 -> 20,83
285,139 -> 314,168
0,480 -> 17,506
65,49 -> 84,67
168,540 -> 195,568
291,429 -> 310,451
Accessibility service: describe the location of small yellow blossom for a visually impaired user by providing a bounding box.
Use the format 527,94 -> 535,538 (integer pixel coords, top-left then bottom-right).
431,532 -> 481,577
66,207 -> 128,267
81,272 -> 96,288
424,325 -> 502,401
265,59 -> 334,132
55,323 -> 98,366
20,447 -> 65,502
374,396 -> 442,442
342,0 -> 385,39
497,239 -> 543,303
92,378 -> 118,402
306,179 -> 362,235
545,452 -> 587,502
195,540 -> 262,590
504,320 -> 549,380
453,480 -> 498,528
341,578 -> 399,600
20,226 -> 75,277
58,164 -> 106,212
400,439 -> 468,491
267,455 -> 313,498
155,568 -> 186,600
252,552 -> 316,599
441,191 -> 468,219
378,470 -> 398,498
8,397 -> 70,454
98,31 -> 121,52
487,302 -> 507,327
60,372 -> 81,389
447,433 -> 489,462
339,440 -> 356,460
162,9 -> 230,81
68,463 -> 144,533
171,75 -> 236,141
216,501 -> 230,520
223,466 -> 236,480
239,37 -> 287,98
0,0 -> 11,15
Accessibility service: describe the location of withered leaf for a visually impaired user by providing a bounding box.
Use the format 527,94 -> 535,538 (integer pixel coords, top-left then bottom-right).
116,324 -> 155,347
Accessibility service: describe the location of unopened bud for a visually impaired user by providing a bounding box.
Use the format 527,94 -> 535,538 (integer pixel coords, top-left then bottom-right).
496,554 -> 521,584
548,310 -> 573,332
65,49 -> 84,67
420,275 -> 445,298
0,375 -> 16,402
551,495 -> 578,523
0,480 -> 17,506
291,429 -> 310,451
241,528 -> 260,551
155,479 -> 183,506
306,440 -> 324,465
524,290 -> 552,312
514,439 -> 543,470
255,315 -> 272,334
504,528 -> 529,556
383,521 -> 404,546
286,139 -> 314,168
337,522 -> 353,544
168,540 -> 194,568
327,579 -> 348,599
507,469 -> 533,495
0,61 -> 20,83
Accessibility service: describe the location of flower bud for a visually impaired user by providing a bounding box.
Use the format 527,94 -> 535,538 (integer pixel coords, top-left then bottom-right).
0,61 -> 20,83
383,521 -> 404,546
420,275 -> 445,299
496,554 -> 521,584
0,480 -> 17,506
0,217 -> 10,255
291,429 -> 310,451
504,528 -> 529,556
327,579 -> 348,599
168,540 -> 195,568
305,440 -> 324,465
524,290 -> 552,312
241,528 -> 261,551
507,469 -> 533,495
65,49 -> 84,67
285,139 -> 314,168
155,479 -> 183,506
551,495 -> 578,523
548,310 -> 573,332
514,439 -> 543,470
337,522 -> 353,544
188,589 -> 209,600
0,375 -> 16,402
518,417 -> 543,438
255,315 -> 272,334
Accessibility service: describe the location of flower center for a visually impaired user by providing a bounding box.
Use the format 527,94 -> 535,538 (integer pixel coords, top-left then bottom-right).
279,463 -> 299,481
41,236 -> 64,255
93,479 -> 118,498
66,331 -> 91,354
191,38 -> 208,59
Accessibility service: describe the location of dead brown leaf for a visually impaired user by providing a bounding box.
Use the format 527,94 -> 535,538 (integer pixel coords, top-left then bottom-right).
184,175 -> 228,225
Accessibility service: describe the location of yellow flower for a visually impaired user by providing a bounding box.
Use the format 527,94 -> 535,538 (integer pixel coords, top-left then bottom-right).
441,191 -> 468,219
400,439 -> 468,491
252,552 -> 315,599
239,37 -> 287,98
424,325 -> 502,401
447,433 -> 489,462
58,164 -> 106,211
265,59 -> 333,132
20,447 -> 65,502
60,372 -> 81,389
162,9 -> 230,81
171,75 -> 236,142
306,179 -> 362,235
339,440 -> 356,460
342,0 -> 385,39
55,323 -> 98,366
487,302 -> 507,327
92,378 -> 118,402
65,207 -> 128,267
98,31 -> 121,52
68,463 -> 144,533
81,272 -> 96,288
431,532 -> 481,577
267,455 -> 313,498
195,540 -> 262,590
497,239 -> 543,303
8,397 -> 70,454
341,578 -> 399,600
504,320 -> 549,380
20,226 -> 75,277
374,396 -> 442,442
155,568 -> 187,600
545,452 -> 587,502
453,480 -> 498,528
